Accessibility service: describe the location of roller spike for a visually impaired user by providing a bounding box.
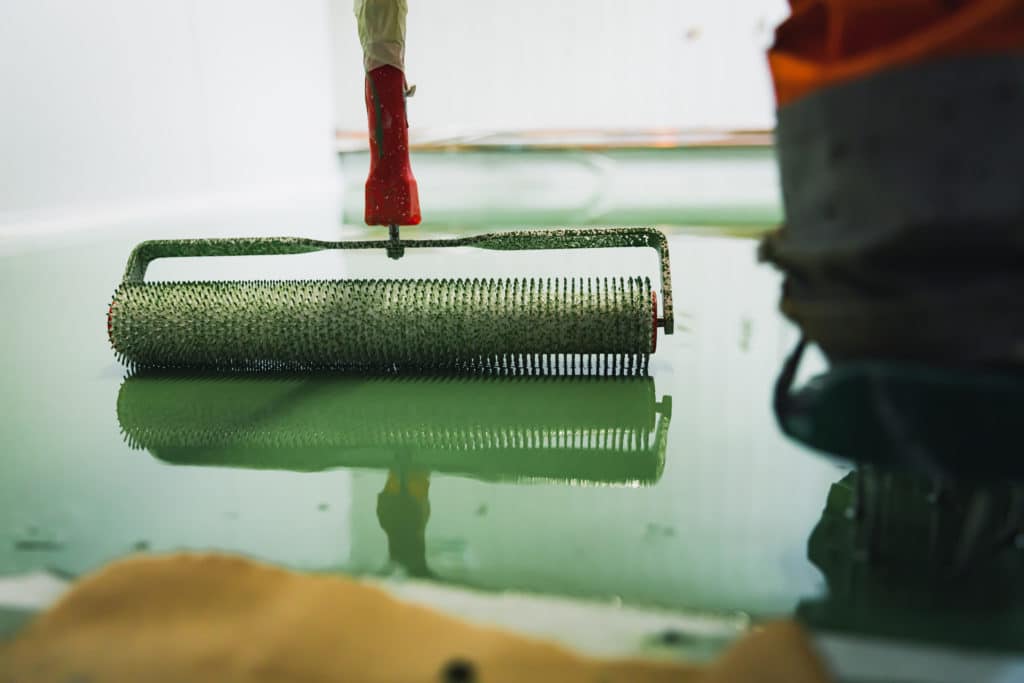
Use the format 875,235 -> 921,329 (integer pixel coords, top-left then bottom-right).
109,275 -> 657,376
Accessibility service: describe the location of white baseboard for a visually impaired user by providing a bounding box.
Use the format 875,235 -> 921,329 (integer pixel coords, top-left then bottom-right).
0,178 -> 343,246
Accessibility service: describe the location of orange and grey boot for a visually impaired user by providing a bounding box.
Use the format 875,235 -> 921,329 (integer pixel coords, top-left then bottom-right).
762,0 -> 1024,366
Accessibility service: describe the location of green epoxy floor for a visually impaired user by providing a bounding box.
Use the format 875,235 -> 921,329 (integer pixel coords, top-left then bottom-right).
3,199 -> 1021,677
14,192 -> 1024,679
6,193 -> 1024,679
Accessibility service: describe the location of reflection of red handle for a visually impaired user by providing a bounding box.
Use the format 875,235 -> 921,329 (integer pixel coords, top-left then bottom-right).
364,65 -> 421,226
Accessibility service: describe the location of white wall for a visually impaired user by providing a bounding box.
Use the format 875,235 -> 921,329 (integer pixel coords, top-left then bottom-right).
332,0 -> 788,134
0,0 -> 341,238
0,1 -> 788,239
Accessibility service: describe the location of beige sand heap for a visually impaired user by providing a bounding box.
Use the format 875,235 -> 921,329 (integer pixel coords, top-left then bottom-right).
1,553 -> 833,683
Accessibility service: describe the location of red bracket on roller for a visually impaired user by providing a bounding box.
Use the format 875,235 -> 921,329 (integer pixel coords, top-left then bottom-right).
364,65 -> 421,226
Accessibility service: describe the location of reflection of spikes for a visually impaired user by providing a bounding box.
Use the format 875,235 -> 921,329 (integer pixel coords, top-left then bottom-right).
122,424 -> 658,452
117,374 -> 671,485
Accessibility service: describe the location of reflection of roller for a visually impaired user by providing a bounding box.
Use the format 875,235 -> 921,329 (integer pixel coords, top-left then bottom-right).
117,374 -> 672,486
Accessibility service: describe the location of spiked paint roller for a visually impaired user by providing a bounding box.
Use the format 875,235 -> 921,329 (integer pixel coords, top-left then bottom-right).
117,374 -> 673,486
106,228 -> 674,373
106,0 -> 675,373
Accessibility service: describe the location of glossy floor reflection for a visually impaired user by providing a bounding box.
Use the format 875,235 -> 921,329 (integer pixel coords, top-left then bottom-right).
0,219 -> 839,651
799,472 -> 1024,653
118,373 -> 672,583
118,374 -> 670,486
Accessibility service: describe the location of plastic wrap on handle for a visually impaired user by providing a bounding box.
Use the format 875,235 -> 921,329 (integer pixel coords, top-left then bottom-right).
355,0 -> 408,72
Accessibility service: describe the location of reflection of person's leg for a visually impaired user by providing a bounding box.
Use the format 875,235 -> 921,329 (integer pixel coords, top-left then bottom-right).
762,1 -> 1024,366
377,469 -> 432,578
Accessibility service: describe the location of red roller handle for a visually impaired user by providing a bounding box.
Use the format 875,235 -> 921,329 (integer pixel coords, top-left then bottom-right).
364,65 -> 421,226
